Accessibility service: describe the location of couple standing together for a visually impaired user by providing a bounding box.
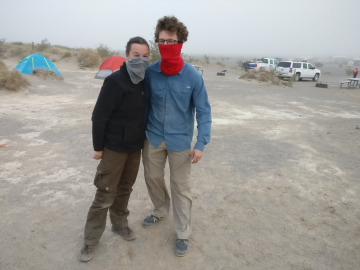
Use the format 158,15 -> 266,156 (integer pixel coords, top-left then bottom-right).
79,16 -> 212,262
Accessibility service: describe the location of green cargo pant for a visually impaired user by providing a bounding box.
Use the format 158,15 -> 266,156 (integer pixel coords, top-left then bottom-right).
84,148 -> 141,246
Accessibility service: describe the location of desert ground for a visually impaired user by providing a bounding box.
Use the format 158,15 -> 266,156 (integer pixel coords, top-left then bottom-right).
0,56 -> 360,270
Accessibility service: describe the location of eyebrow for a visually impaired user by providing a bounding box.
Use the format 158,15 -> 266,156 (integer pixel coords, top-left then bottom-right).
133,52 -> 149,56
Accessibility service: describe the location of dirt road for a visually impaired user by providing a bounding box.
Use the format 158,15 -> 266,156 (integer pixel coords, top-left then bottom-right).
1,58 -> 359,270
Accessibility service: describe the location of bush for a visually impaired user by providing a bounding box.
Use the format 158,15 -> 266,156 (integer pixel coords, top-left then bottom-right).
97,44 -> 114,60
8,46 -> 31,58
0,60 -> 7,70
183,55 -> 196,63
0,60 -> 29,91
77,49 -> 101,68
62,51 -> 71,59
10,41 -> 24,45
240,68 -> 293,87
203,55 -> 210,64
149,40 -> 161,64
47,47 -> 61,55
36,39 -> 51,52
32,69 -> 63,80
0,39 -> 6,57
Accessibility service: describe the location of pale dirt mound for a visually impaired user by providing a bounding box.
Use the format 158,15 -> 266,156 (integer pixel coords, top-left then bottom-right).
32,69 -> 63,80
240,67 -> 294,87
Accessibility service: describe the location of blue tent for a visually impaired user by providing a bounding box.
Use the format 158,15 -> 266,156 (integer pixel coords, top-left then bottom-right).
15,54 -> 62,76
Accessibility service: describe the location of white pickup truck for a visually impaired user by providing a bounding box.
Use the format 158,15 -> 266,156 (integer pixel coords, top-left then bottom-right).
253,58 -> 279,71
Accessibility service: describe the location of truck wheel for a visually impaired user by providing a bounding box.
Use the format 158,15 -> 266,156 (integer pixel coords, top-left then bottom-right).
313,73 -> 319,81
295,73 -> 300,81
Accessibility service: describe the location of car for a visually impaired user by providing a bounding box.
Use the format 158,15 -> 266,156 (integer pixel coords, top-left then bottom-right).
241,61 -> 256,71
275,61 -> 321,81
253,57 -> 279,71
241,58 -> 279,72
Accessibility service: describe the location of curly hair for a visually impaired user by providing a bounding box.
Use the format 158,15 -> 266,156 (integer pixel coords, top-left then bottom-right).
154,16 -> 189,43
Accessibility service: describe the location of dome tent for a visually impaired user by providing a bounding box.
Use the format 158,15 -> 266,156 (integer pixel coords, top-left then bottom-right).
95,56 -> 126,79
15,54 -> 62,76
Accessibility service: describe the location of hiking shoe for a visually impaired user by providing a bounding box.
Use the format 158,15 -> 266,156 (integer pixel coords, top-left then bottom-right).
175,239 -> 189,257
78,244 -> 95,262
142,215 -> 164,228
112,226 -> 136,241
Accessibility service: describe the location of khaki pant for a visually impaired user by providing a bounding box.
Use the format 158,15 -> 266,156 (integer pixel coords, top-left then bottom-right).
84,148 -> 140,246
142,139 -> 192,239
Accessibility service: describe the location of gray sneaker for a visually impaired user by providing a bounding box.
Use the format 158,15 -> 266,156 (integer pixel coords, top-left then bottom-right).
142,215 -> 165,228
175,239 -> 189,257
78,244 -> 95,262
112,226 -> 136,241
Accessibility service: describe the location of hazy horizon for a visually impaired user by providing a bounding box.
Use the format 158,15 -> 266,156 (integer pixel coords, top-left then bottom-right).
1,0 -> 360,59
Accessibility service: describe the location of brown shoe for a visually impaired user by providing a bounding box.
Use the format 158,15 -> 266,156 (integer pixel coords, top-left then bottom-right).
78,244 -> 95,262
112,226 -> 136,241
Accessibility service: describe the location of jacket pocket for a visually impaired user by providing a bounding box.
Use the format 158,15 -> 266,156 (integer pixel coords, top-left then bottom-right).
93,169 -> 115,192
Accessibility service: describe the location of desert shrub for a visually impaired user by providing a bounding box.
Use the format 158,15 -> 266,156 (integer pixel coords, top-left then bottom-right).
62,51 -> 71,58
0,60 -> 29,91
8,46 -> 27,58
97,44 -> 114,60
203,55 -> 210,64
10,41 -> 24,45
32,69 -> 63,80
149,40 -> 161,64
47,47 -> 61,55
5,42 -> 33,58
0,60 -> 7,70
183,55 -> 195,63
0,39 -> 6,57
240,69 -> 293,87
36,39 -> 51,52
77,49 -> 101,68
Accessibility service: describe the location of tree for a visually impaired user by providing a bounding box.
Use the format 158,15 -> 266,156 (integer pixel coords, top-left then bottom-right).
149,40 -> 161,64
97,44 -> 114,60
37,39 -> 50,52
203,54 -> 210,64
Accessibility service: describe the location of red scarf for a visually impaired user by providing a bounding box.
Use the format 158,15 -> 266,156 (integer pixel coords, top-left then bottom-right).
159,43 -> 184,76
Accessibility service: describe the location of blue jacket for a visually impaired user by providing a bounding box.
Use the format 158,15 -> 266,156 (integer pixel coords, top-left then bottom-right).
144,61 -> 211,152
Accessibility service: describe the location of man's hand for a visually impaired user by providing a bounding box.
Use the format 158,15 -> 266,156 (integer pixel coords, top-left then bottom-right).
191,149 -> 203,164
93,151 -> 103,160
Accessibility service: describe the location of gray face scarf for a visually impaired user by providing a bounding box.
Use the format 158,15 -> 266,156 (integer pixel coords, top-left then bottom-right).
126,57 -> 149,84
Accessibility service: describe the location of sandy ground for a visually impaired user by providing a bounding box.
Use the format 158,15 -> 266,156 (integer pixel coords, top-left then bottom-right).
0,56 -> 360,270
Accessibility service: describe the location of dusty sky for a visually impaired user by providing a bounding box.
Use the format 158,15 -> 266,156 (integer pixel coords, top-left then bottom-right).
1,0 -> 359,58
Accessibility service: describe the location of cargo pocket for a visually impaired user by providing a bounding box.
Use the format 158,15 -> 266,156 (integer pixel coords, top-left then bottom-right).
93,169 -> 115,192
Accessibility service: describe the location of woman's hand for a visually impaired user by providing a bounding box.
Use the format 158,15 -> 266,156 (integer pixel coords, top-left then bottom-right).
93,151 -> 103,160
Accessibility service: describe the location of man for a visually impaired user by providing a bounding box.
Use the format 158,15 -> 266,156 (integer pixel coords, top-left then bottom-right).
353,67 -> 358,78
142,16 -> 212,257
78,37 -> 149,262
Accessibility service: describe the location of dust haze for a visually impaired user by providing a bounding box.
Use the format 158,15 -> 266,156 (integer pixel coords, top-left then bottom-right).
0,0 -> 359,58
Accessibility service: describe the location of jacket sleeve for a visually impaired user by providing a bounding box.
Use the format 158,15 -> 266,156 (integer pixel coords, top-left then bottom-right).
92,77 -> 122,151
192,74 -> 212,151
144,69 -> 151,128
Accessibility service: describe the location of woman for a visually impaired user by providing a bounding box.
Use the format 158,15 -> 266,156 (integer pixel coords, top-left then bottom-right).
79,36 -> 149,262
